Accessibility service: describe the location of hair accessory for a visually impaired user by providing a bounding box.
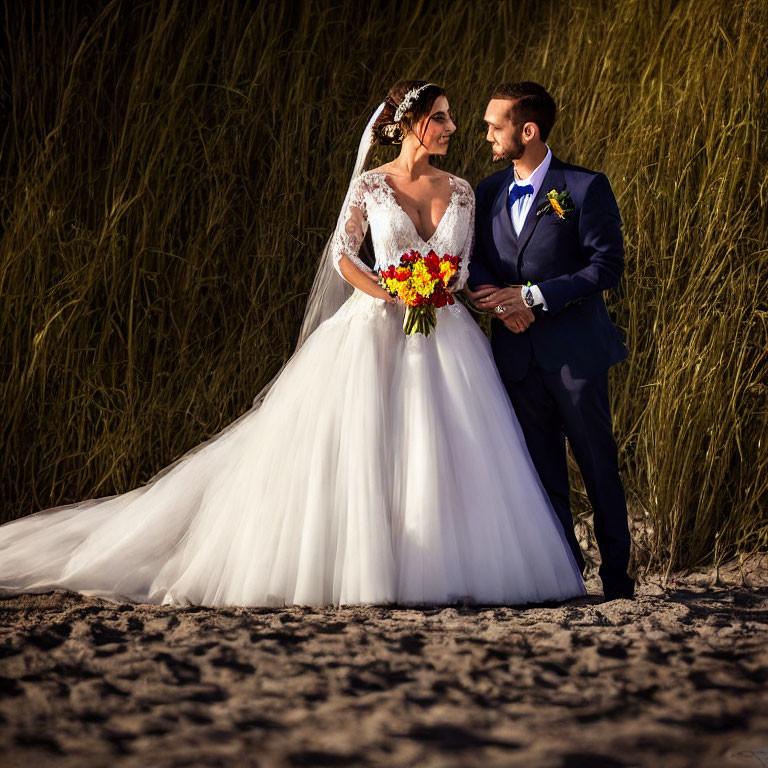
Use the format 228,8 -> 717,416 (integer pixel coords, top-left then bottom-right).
394,82 -> 438,123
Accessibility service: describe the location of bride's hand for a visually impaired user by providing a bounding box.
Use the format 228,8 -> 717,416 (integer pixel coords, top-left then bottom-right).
363,270 -> 397,305
463,284 -> 499,311
475,285 -> 527,313
375,287 -> 398,305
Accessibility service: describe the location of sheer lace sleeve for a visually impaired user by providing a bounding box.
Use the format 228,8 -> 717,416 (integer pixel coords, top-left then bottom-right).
331,175 -> 370,277
451,177 -> 474,292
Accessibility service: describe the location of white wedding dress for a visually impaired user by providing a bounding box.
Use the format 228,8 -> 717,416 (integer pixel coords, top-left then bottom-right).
0,170 -> 586,607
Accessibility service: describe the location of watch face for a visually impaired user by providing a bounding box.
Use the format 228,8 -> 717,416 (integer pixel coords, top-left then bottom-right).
524,288 -> 534,307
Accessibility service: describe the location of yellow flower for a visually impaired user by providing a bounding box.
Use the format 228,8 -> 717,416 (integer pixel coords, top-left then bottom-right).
412,260 -> 429,280
410,261 -> 436,297
400,284 -> 420,305
384,277 -> 403,294
439,261 -> 456,285
413,276 -> 436,297
544,188 -> 573,220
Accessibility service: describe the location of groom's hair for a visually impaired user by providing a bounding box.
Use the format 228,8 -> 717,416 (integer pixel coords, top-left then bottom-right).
491,82 -> 556,141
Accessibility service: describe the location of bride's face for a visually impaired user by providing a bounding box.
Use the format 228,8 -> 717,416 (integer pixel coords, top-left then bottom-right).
412,95 -> 456,155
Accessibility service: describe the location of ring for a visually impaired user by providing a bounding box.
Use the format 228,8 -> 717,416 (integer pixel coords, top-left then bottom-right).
494,305 -> 506,314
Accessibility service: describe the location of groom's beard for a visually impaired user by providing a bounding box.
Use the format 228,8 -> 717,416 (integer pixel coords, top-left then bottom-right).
492,134 -> 525,163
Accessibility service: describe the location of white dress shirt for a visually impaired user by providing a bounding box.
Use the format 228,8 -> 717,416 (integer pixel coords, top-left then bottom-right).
508,145 -> 552,235
508,146 -> 551,310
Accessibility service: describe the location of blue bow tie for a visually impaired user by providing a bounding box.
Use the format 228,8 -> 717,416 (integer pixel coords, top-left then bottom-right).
509,183 -> 535,207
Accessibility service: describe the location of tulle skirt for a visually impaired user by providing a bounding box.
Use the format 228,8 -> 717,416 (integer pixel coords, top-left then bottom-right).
0,291 -> 585,607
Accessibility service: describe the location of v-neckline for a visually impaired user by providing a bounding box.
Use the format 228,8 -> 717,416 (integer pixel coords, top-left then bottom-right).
373,172 -> 457,247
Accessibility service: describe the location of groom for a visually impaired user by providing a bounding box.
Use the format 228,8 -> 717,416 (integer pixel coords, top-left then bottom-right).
467,82 -> 635,601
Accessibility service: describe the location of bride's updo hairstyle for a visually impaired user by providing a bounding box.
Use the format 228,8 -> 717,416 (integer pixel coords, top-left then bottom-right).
372,80 -> 445,146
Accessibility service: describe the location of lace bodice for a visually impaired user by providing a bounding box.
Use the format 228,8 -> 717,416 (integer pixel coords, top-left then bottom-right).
331,171 -> 474,291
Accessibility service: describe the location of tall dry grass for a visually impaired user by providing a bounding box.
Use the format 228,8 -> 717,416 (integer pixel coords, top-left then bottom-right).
1,0 -> 766,572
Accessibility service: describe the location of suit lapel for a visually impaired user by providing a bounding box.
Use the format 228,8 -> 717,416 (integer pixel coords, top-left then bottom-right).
516,155 -> 566,259
490,165 -> 519,280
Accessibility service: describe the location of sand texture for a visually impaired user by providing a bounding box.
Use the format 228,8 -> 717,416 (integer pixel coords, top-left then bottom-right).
1,556 -> 767,768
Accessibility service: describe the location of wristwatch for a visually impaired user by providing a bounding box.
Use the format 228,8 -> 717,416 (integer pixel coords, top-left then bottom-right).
522,285 -> 535,308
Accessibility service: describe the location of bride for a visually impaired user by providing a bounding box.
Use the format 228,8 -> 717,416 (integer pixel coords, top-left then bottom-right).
0,80 -> 586,607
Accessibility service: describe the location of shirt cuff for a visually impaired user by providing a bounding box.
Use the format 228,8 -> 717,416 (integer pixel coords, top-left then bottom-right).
521,284 -> 548,311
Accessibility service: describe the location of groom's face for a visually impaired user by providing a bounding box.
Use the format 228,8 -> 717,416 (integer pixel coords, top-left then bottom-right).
484,99 -> 524,163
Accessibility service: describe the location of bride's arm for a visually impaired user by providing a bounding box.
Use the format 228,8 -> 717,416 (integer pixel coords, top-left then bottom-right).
331,178 -> 396,304
455,180 -> 500,306
337,254 -> 396,303
450,178 -> 484,296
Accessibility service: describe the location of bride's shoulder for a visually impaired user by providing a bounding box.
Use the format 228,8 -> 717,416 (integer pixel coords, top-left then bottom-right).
360,164 -> 393,180
353,167 -> 388,190
445,173 -> 475,202
359,165 -> 395,190
347,168 -> 389,205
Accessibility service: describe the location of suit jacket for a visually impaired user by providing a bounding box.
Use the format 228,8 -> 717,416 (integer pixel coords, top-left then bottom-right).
469,154 -> 628,381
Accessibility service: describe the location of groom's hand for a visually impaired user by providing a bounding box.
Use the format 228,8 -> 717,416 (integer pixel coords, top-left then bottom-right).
475,285 -> 528,313
464,284 -> 499,310
501,308 -> 535,333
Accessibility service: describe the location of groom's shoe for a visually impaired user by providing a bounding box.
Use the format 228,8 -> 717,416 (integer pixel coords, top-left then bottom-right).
603,578 -> 636,601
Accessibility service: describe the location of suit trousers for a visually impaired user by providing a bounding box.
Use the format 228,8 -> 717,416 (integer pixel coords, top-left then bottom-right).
502,358 -> 634,594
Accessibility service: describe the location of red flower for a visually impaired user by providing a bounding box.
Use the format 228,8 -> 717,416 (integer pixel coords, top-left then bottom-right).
423,250 -> 441,278
433,286 -> 455,308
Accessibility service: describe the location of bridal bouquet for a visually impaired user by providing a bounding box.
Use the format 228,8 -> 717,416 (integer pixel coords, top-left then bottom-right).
379,249 -> 460,336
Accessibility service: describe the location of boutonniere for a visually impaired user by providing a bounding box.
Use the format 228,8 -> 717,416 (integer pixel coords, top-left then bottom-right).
537,188 -> 574,220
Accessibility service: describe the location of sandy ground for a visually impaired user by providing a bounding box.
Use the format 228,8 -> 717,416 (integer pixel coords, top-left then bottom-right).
1,555 -> 767,768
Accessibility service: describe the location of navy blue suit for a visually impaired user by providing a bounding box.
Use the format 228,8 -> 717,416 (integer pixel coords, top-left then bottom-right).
470,154 -> 634,598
